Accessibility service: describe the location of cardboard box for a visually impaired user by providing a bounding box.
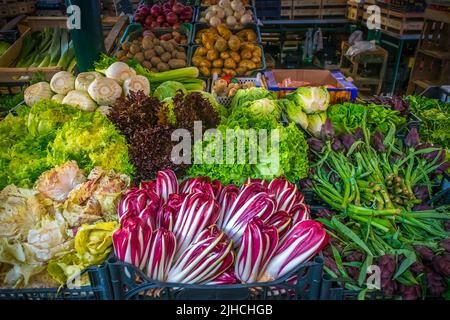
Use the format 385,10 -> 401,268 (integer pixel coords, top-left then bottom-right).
264,69 -> 358,103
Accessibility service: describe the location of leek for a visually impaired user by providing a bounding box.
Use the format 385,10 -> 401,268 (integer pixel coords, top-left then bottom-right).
49,28 -> 62,66
147,67 -> 199,83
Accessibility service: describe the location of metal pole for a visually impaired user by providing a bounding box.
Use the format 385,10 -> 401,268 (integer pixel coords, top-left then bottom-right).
65,0 -> 105,72
390,39 -> 404,95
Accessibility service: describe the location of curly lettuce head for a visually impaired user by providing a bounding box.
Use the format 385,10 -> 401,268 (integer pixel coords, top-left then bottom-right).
47,112 -> 134,176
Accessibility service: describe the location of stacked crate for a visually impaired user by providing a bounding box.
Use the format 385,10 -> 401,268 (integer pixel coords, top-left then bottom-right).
347,0 -> 364,21
321,0 -> 347,18
292,0 -> 321,19
407,7 -> 450,94
362,1 -> 425,35
0,0 -> 36,19
292,0 -> 347,19
255,0 -> 282,20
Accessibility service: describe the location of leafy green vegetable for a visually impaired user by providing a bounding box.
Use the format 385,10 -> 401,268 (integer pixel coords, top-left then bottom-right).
188,99 -> 309,185
153,81 -> 187,101
74,221 -> 118,266
407,95 -> 450,149
328,102 -> 406,135
230,87 -> 276,111
287,86 -> 330,114
0,99 -> 134,189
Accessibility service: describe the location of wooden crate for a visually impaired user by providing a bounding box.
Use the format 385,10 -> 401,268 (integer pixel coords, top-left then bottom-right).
0,15 -> 128,89
322,0 -> 347,5
293,0 -> 321,6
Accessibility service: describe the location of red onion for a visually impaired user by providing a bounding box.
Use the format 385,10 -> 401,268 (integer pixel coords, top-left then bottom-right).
150,4 -> 161,17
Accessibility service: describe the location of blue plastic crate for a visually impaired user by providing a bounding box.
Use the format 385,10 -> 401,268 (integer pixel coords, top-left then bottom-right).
107,255 -> 324,300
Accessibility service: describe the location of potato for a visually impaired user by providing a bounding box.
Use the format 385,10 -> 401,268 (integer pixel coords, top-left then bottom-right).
217,24 -> 232,40
212,59 -> 224,68
194,47 -> 208,57
154,46 -> 165,56
119,56 -> 128,62
161,41 -> 174,52
132,40 -> 139,45
199,67 -> 211,77
199,60 -> 212,68
206,49 -> 219,61
142,36 -> 154,49
130,44 -> 141,54
175,52 -> 187,60
237,29 -> 257,42
151,56 -> 162,65
220,51 -> 230,59
241,43 -> 256,51
144,49 -> 155,60
134,52 -> 145,63
126,52 -> 134,59
214,37 -> 228,52
211,68 -> 222,76
192,56 -> 203,67
222,68 -> 236,76
251,56 -> 261,64
253,47 -> 262,58
121,41 -> 131,51
199,66 -> 211,77
142,61 -> 152,70
240,59 -> 256,69
230,51 -> 241,63
160,52 -> 171,62
157,62 -> 170,72
236,66 -> 247,75
228,35 -> 241,52
116,50 -> 126,59
177,46 -> 185,52
153,38 -> 160,45
168,59 -> 187,69
240,49 -> 252,60
224,58 -> 236,69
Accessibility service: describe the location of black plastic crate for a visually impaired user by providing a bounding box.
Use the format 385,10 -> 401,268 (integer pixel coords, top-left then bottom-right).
107,255 -> 324,300
0,265 -> 112,300
319,275 -> 383,300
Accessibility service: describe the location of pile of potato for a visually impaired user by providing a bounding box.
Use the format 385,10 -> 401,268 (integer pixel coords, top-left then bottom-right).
192,24 -> 262,77
116,31 -> 187,72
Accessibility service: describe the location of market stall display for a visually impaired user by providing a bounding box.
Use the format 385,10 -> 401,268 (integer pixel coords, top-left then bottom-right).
0,0 -> 449,301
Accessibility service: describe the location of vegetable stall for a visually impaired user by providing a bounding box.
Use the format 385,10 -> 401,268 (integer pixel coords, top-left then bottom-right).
0,0 -> 448,301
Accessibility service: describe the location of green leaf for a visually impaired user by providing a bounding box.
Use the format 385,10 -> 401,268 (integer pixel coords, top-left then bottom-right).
358,255 -> 373,287
331,216 -> 373,256
357,288 -> 368,300
393,249 -> 417,280
331,244 -> 348,278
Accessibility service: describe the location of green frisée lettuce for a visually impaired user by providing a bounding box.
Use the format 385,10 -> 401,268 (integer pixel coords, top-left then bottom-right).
188,101 -> 309,185
0,99 -> 134,189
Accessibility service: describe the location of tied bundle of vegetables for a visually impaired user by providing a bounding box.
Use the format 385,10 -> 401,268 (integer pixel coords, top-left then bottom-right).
113,170 -> 327,285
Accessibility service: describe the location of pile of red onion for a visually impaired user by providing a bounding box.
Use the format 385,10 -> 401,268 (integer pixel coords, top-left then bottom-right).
134,0 -> 194,29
